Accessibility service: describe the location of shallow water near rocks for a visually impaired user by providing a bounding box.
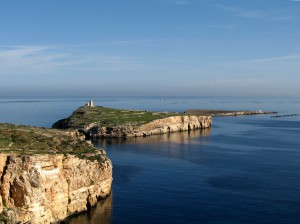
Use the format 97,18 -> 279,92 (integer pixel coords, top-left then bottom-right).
1,97 -> 300,224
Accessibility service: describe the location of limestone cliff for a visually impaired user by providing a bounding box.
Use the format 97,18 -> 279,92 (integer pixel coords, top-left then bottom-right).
0,124 -> 113,224
52,106 -> 212,139
87,115 -> 212,138
0,153 -> 112,224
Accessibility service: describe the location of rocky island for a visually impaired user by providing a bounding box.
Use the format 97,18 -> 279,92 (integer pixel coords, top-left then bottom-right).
184,109 -> 277,117
0,123 -> 112,224
52,106 -> 212,139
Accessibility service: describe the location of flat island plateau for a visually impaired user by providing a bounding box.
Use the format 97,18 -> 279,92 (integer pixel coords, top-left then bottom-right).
0,102 -> 276,223
52,105 -> 212,139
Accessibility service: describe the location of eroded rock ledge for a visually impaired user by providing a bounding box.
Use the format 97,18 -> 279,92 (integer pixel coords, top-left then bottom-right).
52,106 -> 212,139
86,115 -> 212,139
0,124 -> 112,224
0,154 -> 112,224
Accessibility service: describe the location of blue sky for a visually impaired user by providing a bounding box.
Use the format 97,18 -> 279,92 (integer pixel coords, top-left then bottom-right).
0,0 -> 299,97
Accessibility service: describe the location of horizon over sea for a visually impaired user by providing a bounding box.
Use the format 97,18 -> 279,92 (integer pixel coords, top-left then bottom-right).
0,96 -> 300,224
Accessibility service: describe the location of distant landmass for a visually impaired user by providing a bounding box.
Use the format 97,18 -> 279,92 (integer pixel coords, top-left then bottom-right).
52,101 -> 276,140
52,105 -> 212,139
184,109 -> 277,117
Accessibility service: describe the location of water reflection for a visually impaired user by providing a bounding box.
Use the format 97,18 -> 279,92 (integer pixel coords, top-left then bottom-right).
66,130 -> 211,224
93,129 -> 213,168
95,128 -> 211,147
65,193 -> 112,224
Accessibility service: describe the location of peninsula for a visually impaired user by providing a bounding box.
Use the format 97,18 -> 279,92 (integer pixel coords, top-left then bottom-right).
53,100 -> 277,139
52,106 -> 212,139
0,123 -> 112,224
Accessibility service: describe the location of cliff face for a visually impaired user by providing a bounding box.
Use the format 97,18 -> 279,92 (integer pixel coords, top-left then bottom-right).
52,106 -> 212,139
0,153 -> 112,224
86,115 -> 212,138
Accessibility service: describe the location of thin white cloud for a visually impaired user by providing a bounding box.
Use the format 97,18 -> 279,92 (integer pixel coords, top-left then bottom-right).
218,54 -> 300,72
0,46 -> 144,76
249,54 -> 300,63
216,5 -> 264,19
216,5 -> 295,21
0,46 -> 84,74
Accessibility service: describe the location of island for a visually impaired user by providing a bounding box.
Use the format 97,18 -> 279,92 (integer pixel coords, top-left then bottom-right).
52,105 -> 212,139
0,123 -> 112,224
184,109 -> 277,116
53,100 -> 276,140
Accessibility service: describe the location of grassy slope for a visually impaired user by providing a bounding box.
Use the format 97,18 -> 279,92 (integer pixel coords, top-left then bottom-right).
0,123 -> 105,162
63,106 -> 178,128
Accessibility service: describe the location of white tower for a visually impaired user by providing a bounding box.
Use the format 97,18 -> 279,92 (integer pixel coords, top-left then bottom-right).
87,99 -> 94,107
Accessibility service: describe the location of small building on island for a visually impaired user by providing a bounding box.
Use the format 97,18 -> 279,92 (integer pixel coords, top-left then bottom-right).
85,99 -> 94,108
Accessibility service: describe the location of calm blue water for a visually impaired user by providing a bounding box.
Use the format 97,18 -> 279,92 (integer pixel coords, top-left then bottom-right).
0,97 -> 300,224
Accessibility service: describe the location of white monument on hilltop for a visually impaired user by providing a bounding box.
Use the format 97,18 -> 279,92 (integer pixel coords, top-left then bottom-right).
85,99 -> 94,107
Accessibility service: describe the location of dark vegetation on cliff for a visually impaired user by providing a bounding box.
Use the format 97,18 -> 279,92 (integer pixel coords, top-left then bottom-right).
53,106 -> 178,129
0,123 -> 106,163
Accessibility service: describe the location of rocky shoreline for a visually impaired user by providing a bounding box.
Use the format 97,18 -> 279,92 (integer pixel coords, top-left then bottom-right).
270,113 -> 298,118
184,109 -> 277,117
52,106 -> 212,139
52,106 -> 278,140
0,124 -> 112,224
84,115 -> 211,139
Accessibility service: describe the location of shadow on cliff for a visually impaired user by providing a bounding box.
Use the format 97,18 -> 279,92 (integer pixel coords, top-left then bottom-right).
95,128 -> 211,147
64,192 -> 113,224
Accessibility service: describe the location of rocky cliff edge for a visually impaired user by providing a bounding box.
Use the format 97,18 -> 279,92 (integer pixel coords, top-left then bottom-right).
0,124 -> 112,224
87,115 -> 212,138
52,106 -> 212,139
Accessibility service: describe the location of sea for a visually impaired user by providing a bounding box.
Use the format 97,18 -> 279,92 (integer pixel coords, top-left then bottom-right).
0,96 -> 300,224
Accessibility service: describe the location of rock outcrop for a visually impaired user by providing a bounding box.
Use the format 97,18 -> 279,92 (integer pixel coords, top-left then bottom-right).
184,109 -> 277,117
52,106 -> 212,139
0,153 -> 112,224
81,115 -> 212,139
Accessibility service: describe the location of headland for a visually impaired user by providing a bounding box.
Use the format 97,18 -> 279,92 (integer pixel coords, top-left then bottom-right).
0,123 -> 112,224
52,106 -> 212,139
